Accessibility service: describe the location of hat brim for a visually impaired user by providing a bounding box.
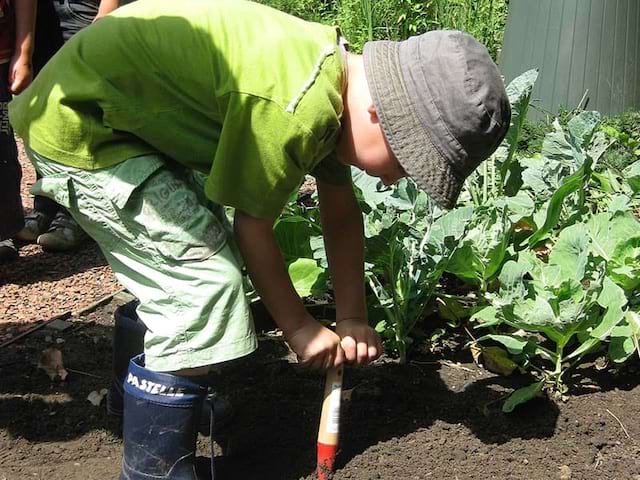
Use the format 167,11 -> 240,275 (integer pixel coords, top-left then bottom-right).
363,40 -> 463,209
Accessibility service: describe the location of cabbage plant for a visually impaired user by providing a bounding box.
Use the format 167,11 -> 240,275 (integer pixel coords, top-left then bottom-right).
472,211 -> 640,412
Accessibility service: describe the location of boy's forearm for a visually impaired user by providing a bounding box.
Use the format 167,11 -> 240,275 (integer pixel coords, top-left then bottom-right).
234,210 -> 310,336
13,0 -> 37,60
318,183 -> 367,323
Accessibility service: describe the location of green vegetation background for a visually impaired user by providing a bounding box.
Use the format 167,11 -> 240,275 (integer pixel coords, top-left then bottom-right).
253,0 -> 509,59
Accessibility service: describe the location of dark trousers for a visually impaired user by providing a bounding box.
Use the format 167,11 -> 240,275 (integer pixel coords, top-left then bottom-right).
0,63 -> 24,240
53,0 -> 99,41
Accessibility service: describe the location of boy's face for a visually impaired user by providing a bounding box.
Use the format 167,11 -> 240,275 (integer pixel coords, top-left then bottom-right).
338,104 -> 406,186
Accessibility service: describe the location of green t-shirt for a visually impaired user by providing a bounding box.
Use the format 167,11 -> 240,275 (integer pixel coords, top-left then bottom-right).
9,0 -> 351,219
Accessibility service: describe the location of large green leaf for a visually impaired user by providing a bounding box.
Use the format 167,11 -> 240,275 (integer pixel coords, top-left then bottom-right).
607,311 -> 640,364
521,155 -> 562,199
310,235 -> 327,268
628,310 -> 640,335
495,259 -> 530,305
586,131 -> 613,168
591,170 -> 620,194
503,190 -> 535,224
587,211 -> 640,261
446,205 -> 512,286
624,160 -> 640,193
495,69 -> 539,194
567,111 -> 601,148
591,277 -> 627,340
547,223 -> 590,282
365,226 -> 408,276
274,216 -> 316,262
426,206 -> 474,249
609,237 -> 640,291
482,346 -> 519,376
542,121 -> 585,169
527,158 -> 593,247
607,194 -> 632,214
477,334 -> 533,355
608,324 -> 636,363
288,258 -> 326,298
511,297 -> 557,326
446,243 -> 482,285
470,305 -> 501,327
351,168 -> 394,209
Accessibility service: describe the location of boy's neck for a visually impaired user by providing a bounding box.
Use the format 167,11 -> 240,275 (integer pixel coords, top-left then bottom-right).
337,53 -> 371,165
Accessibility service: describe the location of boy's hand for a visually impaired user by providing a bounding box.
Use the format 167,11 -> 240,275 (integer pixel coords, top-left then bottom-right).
335,318 -> 382,366
285,316 -> 345,370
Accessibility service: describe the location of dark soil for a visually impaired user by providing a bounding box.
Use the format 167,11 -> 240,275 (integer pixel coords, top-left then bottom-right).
1,296 -> 639,480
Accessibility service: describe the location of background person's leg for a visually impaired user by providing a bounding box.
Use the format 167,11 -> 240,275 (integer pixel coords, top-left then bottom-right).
54,0 -> 98,41
17,0 -> 90,249
0,62 -> 24,262
37,1 -> 93,251
37,206 -> 90,251
16,0 -> 66,244
16,173 -> 58,242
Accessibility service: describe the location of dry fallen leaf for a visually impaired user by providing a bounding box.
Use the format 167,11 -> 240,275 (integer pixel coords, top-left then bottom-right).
87,388 -> 109,407
469,343 -> 482,365
37,348 -> 69,381
559,464 -> 572,480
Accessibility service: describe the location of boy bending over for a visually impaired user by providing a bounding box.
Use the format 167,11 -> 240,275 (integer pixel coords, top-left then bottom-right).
10,1 -> 510,478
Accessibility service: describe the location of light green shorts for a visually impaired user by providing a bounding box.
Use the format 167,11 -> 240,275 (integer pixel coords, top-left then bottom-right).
29,150 -> 257,371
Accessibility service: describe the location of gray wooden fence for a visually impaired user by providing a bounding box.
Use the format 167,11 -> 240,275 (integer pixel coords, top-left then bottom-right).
500,0 -> 640,119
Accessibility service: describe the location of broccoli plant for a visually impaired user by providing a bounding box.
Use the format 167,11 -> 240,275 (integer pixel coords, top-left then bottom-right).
352,169 -> 472,363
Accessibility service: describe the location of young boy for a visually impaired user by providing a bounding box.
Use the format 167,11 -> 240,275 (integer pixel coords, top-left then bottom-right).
9,0 -> 510,478
0,0 -> 35,263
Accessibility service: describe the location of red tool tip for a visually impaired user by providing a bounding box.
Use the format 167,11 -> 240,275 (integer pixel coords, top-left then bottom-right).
316,442 -> 338,479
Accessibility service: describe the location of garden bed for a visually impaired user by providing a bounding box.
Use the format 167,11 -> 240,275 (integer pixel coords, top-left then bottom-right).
1,297 -> 638,480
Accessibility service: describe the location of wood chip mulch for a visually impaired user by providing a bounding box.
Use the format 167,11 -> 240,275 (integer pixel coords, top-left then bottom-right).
0,141 -> 120,324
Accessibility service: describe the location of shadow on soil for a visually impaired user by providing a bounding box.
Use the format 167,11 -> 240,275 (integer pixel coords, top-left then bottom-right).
0,321 -> 121,442
1,314 -> 638,480
0,241 -> 106,286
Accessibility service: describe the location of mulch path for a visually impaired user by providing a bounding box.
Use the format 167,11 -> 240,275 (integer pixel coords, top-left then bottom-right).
0,140 -> 120,324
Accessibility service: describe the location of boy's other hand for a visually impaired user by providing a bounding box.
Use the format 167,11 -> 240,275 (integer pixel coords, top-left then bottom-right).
286,316 -> 345,370
336,318 -> 382,366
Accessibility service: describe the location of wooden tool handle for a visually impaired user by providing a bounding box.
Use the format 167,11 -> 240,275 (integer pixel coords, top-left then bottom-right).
317,365 -> 343,445
317,366 -> 344,479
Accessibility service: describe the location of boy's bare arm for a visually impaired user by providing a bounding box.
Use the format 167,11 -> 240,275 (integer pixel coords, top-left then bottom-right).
234,210 -> 344,370
317,179 -> 382,365
9,0 -> 36,94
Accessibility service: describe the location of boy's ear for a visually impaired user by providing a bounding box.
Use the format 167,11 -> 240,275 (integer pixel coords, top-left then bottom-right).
367,104 -> 380,123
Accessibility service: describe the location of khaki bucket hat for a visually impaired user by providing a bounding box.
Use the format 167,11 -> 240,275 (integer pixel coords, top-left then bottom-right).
363,30 -> 511,208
